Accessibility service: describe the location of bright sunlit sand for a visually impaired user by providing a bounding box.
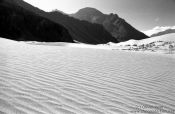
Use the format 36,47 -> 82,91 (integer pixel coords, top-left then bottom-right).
1,38 -> 175,114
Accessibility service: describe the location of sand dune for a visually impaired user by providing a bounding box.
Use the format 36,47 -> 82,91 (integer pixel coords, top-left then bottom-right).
1,38 -> 175,114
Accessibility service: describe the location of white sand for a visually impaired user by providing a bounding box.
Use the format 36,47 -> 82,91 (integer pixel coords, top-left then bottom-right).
1,38 -> 175,114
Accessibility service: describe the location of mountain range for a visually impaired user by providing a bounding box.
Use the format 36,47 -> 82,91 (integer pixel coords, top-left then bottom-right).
151,29 -> 175,37
144,26 -> 175,37
48,11 -> 118,44
0,0 -> 149,44
71,7 -> 148,42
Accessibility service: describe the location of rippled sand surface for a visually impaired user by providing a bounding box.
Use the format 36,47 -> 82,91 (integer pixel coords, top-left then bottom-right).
1,38 -> 175,114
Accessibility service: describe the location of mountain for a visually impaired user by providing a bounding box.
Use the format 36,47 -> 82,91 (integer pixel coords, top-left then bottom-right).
71,7 -> 149,42
48,11 -> 118,44
8,0 -> 118,44
0,0 -> 74,42
151,29 -> 175,37
145,33 -> 175,43
143,26 -> 175,37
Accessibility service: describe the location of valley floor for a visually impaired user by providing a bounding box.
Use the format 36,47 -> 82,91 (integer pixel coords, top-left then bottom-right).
1,38 -> 175,114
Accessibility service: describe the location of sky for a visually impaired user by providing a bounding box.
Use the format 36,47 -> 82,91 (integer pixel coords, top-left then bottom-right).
23,0 -> 175,32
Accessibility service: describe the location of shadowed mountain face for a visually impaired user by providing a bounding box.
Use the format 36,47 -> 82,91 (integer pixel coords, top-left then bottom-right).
0,0 -> 74,42
4,0 -> 118,44
72,7 -> 149,42
48,11 -> 118,44
151,29 -> 175,37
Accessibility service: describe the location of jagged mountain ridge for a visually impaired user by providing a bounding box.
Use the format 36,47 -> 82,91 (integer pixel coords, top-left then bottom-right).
72,7 -> 149,42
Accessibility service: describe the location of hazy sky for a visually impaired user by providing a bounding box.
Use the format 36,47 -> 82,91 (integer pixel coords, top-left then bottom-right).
24,0 -> 175,31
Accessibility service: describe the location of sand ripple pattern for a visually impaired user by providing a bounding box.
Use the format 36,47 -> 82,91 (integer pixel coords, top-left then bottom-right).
1,39 -> 175,114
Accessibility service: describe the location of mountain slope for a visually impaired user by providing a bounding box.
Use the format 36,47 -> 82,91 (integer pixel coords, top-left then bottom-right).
48,11 -> 118,44
11,0 -> 118,44
72,7 -> 149,42
0,0 -> 74,42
